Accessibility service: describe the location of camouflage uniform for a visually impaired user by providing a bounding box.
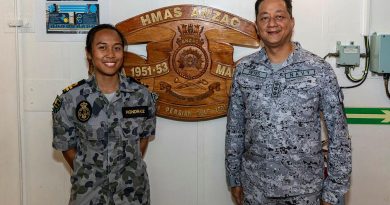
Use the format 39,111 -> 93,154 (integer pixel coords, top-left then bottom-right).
225,42 -> 351,205
52,74 -> 156,205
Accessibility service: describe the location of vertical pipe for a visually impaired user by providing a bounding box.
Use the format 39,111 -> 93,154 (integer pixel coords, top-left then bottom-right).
14,0 -> 25,204
361,0 -> 371,36
196,122 -> 205,205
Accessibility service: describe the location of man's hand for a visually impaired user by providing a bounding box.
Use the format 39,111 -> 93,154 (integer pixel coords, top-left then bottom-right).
231,186 -> 243,205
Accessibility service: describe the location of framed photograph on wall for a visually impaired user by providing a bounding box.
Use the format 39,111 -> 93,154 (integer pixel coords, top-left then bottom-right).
46,3 -> 99,34
36,0 -> 109,41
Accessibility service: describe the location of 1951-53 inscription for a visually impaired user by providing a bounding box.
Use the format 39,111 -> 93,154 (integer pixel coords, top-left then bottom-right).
116,5 -> 259,121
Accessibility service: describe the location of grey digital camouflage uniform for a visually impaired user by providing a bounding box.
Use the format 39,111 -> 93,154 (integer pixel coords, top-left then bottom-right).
225,42 -> 351,205
52,74 -> 156,205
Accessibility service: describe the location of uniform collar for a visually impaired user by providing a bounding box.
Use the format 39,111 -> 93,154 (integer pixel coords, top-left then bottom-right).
258,42 -> 311,69
118,72 -> 138,93
84,72 -> 137,95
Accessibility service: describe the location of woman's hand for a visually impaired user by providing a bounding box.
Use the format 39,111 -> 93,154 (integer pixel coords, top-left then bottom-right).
231,186 -> 243,205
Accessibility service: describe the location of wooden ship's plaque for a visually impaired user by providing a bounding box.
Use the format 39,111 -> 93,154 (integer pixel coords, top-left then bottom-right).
116,5 -> 259,121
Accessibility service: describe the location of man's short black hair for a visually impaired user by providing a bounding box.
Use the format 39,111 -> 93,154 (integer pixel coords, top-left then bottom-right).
255,0 -> 293,17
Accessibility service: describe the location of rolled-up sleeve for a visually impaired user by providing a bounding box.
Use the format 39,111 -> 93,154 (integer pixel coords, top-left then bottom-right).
52,95 -> 77,151
140,92 -> 157,138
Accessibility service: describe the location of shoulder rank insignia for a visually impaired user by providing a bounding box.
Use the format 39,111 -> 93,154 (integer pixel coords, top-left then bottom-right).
62,79 -> 86,94
52,95 -> 62,113
76,100 -> 92,122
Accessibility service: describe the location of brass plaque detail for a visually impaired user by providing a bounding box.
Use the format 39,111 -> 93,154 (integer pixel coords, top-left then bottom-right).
116,5 -> 259,121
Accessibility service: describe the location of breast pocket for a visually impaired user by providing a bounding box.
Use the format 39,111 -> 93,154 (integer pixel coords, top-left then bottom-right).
121,117 -> 147,142
74,118 -> 106,166
120,117 -> 145,162
286,77 -> 317,91
78,116 -> 105,141
285,77 -> 318,101
239,76 -> 267,100
239,76 -> 264,89
121,105 -> 149,140
284,77 -> 319,122
238,76 -> 269,118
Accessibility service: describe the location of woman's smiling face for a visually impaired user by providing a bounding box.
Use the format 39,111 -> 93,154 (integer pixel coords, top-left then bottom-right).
86,28 -> 124,77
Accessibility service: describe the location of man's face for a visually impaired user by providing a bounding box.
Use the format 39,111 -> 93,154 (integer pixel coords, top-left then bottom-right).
256,0 -> 294,49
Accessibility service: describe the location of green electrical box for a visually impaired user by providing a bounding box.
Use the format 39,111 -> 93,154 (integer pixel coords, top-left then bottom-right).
369,33 -> 390,74
336,41 -> 360,67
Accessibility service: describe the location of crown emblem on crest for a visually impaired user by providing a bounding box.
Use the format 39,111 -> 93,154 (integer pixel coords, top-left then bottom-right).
177,24 -> 204,46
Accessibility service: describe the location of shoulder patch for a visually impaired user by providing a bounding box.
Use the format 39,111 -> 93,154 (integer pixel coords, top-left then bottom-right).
52,95 -> 62,113
62,79 -> 86,94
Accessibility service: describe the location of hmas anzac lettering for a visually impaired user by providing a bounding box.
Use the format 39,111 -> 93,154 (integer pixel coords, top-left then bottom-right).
215,64 -> 233,78
116,5 -> 259,121
140,7 -> 183,26
191,7 -> 241,27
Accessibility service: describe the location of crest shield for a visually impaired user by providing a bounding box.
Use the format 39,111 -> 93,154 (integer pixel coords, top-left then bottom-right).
116,5 -> 259,121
